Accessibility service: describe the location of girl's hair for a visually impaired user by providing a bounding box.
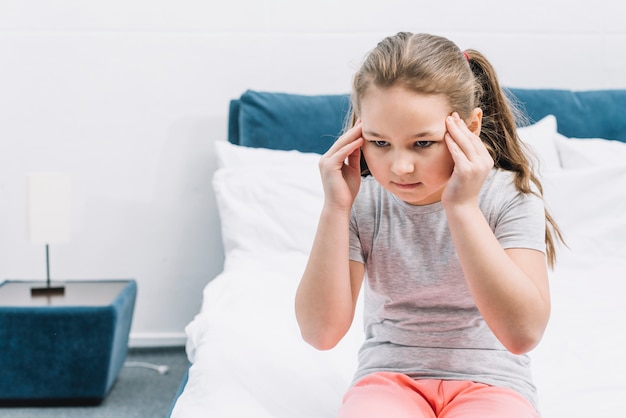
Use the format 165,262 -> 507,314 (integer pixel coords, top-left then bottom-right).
348,32 -> 564,267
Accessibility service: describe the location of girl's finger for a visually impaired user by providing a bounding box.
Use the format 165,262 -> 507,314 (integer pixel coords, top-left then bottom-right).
333,136 -> 363,167
444,132 -> 468,166
345,138 -> 363,170
320,132 -> 363,174
452,112 -> 489,156
445,115 -> 475,159
446,113 -> 486,159
324,122 -> 362,157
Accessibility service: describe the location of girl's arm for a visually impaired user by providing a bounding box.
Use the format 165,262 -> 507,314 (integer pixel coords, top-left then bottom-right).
295,123 -> 365,351
445,205 -> 550,354
443,113 -> 550,355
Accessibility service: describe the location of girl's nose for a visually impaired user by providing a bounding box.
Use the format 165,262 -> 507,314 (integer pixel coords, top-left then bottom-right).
390,152 -> 415,175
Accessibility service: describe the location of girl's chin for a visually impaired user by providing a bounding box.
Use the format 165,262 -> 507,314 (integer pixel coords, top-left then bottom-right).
394,192 -> 442,206
387,184 -> 444,206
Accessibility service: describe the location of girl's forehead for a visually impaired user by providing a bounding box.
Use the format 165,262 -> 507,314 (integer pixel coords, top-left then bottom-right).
360,86 -> 451,111
360,88 -> 451,127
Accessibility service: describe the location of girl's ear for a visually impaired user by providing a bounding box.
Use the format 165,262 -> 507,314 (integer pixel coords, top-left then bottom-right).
467,107 -> 483,135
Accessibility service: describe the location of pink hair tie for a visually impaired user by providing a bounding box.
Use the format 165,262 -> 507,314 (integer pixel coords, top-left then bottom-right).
463,51 -> 470,61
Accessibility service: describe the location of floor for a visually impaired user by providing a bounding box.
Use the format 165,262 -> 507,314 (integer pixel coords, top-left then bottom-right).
0,346 -> 189,418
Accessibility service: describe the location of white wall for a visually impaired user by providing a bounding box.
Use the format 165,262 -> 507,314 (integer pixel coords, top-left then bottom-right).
2,0 -> 625,346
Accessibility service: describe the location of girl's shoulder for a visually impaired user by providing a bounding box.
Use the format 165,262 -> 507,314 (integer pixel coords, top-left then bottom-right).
479,169 -> 543,215
356,175 -> 385,201
480,168 -> 524,198
481,168 -> 541,196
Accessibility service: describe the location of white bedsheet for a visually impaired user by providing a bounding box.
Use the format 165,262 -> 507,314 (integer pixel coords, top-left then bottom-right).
171,136 -> 626,417
176,251 -> 360,418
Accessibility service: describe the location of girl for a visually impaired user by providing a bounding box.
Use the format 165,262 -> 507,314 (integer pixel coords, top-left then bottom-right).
295,32 -> 563,417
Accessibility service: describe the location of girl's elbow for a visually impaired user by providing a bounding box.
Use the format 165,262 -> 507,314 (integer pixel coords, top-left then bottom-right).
300,329 -> 344,351
295,305 -> 354,351
296,314 -> 351,351
504,320 -> 550,355
505,334 -> 542,355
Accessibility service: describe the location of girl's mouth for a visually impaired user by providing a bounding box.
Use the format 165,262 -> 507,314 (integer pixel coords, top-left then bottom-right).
392,181 -> 420,190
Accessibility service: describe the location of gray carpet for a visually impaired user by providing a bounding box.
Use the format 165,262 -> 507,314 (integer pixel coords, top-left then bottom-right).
0,346 -> 189,418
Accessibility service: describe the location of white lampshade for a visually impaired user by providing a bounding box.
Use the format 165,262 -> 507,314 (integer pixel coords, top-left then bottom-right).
26,173 -> 71,244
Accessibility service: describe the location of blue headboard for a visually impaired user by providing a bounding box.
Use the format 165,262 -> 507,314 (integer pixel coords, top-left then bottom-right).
228,90 -> 351,153
228,88 -> 626,154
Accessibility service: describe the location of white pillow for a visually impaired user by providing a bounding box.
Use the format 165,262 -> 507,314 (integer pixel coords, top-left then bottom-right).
542,164 -> 626,259
517,115 -> 561,173
215,140 -> 321,168
213,142 -> 323,256
554,133 -> 626,169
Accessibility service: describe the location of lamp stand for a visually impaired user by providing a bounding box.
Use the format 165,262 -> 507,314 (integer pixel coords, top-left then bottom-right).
31,244 -> 65,297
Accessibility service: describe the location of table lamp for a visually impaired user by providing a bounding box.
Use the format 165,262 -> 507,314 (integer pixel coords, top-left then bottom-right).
26,173 -> 71,297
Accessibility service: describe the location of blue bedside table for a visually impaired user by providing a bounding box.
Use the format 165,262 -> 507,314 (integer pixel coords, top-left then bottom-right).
0,279 -> 137,405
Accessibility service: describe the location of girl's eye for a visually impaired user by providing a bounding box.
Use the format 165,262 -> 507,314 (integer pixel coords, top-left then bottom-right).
373,140 -> 389,147
415,141 -> 433,148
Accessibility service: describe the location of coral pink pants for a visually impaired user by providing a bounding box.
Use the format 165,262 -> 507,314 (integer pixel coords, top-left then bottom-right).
338,372 -> 539,418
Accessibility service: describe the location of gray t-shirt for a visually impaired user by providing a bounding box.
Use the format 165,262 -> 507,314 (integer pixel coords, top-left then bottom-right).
349,169 -> 546,410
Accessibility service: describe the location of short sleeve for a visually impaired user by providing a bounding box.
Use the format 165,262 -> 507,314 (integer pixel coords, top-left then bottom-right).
494,189 -> 547,253
349,209 -> 366,263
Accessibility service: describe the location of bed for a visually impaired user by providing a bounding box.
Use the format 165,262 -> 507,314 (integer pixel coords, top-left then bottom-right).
169,88 -> 626,417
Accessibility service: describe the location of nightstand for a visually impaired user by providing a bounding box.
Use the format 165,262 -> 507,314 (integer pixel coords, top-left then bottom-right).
0,279 -> 137,405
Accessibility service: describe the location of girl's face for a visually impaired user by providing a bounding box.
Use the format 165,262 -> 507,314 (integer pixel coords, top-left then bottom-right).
360,85 -> 455,206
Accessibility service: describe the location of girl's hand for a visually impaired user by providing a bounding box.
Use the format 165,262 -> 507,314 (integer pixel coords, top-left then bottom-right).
442,112 -> 494,208
318,121 -> 364,212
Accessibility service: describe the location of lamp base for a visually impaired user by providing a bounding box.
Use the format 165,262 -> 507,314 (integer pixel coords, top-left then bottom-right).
31,286 -> 65,297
